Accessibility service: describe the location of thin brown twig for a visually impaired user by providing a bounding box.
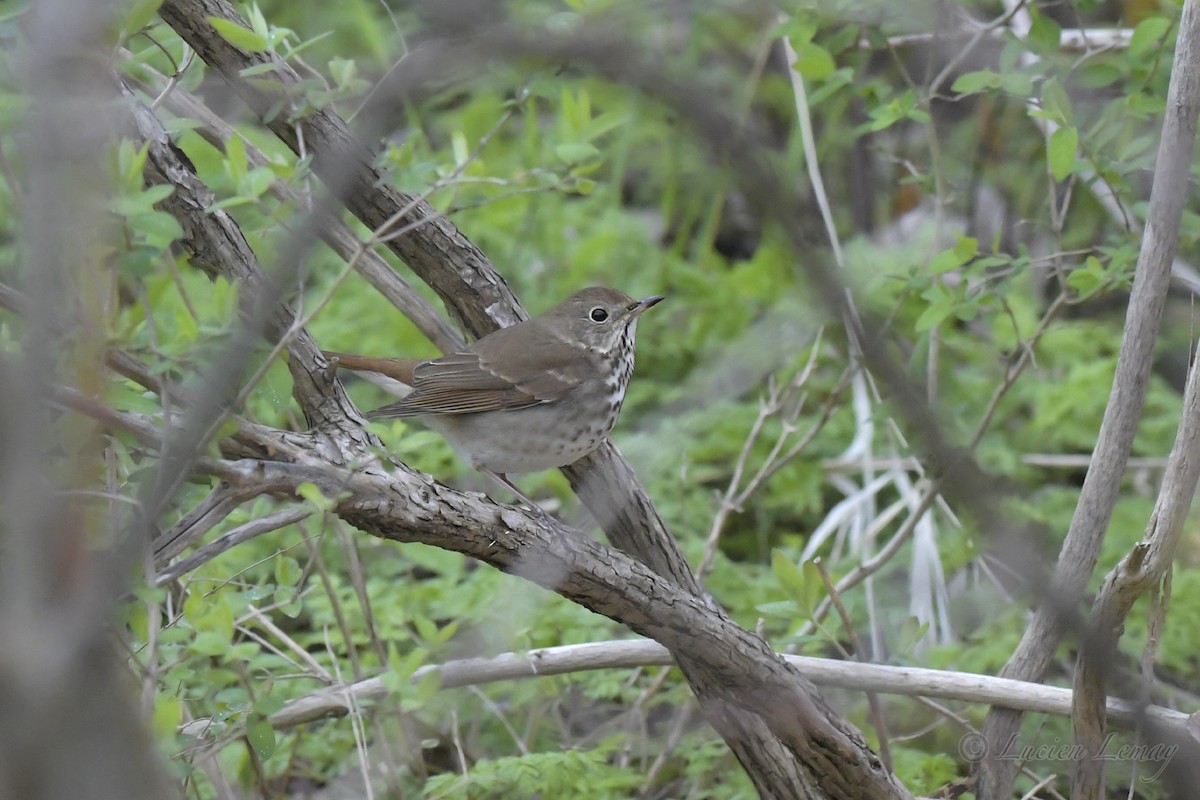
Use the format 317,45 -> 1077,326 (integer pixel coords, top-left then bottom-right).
640,700 -> 696,796
813,558 -> 892,772
928,0 -> 1032,100
334,521 -> 388,665
970,292 -> 1068,450
155,506 -> 313,583
310,535 -> 364,677
467,685 -> 530,756
239,604 -> 333,683
799,484 -> 940,636
697,335 -> 846,580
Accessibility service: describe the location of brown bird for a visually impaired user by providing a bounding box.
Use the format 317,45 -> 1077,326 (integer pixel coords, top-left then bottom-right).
326,287 -> 664,516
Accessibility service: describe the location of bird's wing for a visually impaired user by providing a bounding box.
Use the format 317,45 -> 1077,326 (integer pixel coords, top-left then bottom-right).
368,326 -> 590,418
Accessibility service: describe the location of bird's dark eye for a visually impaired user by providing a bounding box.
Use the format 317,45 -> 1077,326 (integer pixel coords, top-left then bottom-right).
589,307 -> 609,323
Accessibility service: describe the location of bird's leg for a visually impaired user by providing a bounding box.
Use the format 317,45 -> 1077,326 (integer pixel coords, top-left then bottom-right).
495,472 -> 581,551
480,468 -> 554,522
480,469 -> 536,510
477,465 -> 566,534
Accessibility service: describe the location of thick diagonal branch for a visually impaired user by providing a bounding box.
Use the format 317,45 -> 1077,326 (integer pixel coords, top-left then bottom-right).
157,0 -> 690,591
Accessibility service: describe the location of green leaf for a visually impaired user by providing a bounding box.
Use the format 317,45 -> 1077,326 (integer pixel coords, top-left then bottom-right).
173,301 -> 199,345
413,668 -> 442,702
414,615 -> 438,644
215,417 -> 241,442
121,0 -> 163,37
1066,255 -> 1106,297
1026,10 -> 1061,54
779,17 -> 818,46
380,641 -> 408,695
1078,62 -> 1124,89
116,140 -> 151,189
296,482 -> 334,511
564,176 -> 597,196
895,617 -> 930,654
800,559 -> 826,615
928,236 -> 977,274
227,643 -> 260,661
1129,16 -> 1172,60
954,298 -> 981,322
208,594 -> 236,641
956,59 -> 1031,97
130,211 -> 184,250
0,89 -> 30,127
755,600 -> 800,617
923,254 -> 957,279
771,549 -> 806,606
240,61 -> 278,78
1047,126 -> 1078,181
246,717 -> 276,759
866,90 -> 927,131
189,631 -> 231,657
582,110 -> 628,142
107,381 -> 163,415
951,70 -> 999,95
151,695 -> 182,739
914,303 -> 952,333
915,284 -> 955,332
451,130 -> 469,166
554,142 -> 601,165
1040,77 -> 1073,125
328,57 -> 357,87
242,167 -> 275,200
208,17 -> 270,53
246,3 -> 270,40
206,195 -> 252,212
225,133 -> 247,181
113,184 -> 173,216
431,620 -> 459,646
274,555 -> 301,586
997,72 -> 1034,98
999,38 -> 1022,73
257,355 -> 293,414
273,585 -> 303,618
254,694 -> 286,716
807,67 -> 854,105
791,41 -> 835,80
953,236 -> 978,261
560,88 -> 591,136
825,24 -> 861,55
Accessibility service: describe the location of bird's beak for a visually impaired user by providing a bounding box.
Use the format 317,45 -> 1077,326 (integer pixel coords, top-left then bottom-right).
631,295 -> 665,315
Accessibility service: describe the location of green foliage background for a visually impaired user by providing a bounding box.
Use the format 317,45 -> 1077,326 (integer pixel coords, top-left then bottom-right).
1,0 -> 1197,797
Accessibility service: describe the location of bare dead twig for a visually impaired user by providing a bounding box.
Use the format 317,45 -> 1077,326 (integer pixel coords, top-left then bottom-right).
698,332 -> 840,581
155,505 -> 314,584
267,638 -> 1194,735
814,559 -> 892,772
